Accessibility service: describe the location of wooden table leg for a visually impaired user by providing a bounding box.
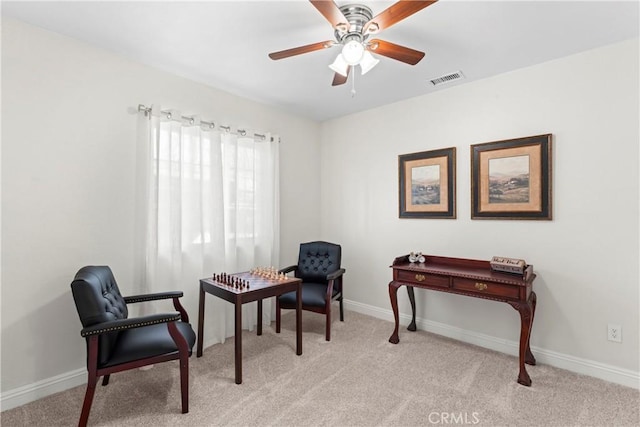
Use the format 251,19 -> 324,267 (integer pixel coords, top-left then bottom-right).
234,300 -> 242,384
196,283 -> 205,357
257,299 -> 263,336
509,298 -> 534,386
407,285 -> 417,332
525,292 -> 537,365
295,284 -> 302,355
388,281 -> 402,344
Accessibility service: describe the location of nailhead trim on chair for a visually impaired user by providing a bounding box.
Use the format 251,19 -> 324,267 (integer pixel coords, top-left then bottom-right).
81,316 -> 181,337
125,295 -> 177,303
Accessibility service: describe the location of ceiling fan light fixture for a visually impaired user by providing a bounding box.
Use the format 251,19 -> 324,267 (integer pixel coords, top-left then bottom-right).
359,50 -> 379,75
269,1 -> 433,89
341,39 -> 365,65
329,53 -> 349,77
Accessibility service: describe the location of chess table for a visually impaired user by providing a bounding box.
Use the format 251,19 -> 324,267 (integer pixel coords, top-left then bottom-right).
196,271 -> 302,384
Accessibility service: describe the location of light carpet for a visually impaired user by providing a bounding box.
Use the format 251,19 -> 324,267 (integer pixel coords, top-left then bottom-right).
2,310 -> 638,426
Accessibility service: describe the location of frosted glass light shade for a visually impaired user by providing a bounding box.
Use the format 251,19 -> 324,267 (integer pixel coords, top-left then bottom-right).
342,40 -> 365,65
359,50 -> 379,75
329,54 -> 349,77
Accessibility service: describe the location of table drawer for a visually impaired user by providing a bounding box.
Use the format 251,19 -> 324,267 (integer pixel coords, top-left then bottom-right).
452,278 -> 520,299
396,270 -> 450,288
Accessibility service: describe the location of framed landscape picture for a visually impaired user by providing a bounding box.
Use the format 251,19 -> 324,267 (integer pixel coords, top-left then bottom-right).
471,134 -> 552,220
398,147 -> 456,219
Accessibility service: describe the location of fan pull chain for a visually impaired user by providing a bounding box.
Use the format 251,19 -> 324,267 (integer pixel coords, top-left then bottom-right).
351,66 -> 356,97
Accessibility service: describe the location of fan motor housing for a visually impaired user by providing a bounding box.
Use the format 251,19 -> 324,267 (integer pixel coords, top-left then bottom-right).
335,4 -> 373,43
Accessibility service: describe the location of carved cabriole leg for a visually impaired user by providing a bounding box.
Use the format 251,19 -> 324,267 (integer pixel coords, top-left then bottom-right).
79,336 -> 99,427
525,291 -> 537,365
388,281 -> 402,344
508,299 -> 534,386
407,285 -> 417,332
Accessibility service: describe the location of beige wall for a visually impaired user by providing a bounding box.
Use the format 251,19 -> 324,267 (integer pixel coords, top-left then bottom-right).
319,38 -> 639,376
1,17 -> 321,394
1,15 -> 638,408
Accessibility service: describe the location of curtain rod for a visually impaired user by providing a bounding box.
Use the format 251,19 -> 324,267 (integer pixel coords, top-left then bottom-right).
138,104 -> 275,142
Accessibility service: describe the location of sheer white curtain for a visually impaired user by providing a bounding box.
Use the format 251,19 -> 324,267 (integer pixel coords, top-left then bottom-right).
137,106 -> 279,348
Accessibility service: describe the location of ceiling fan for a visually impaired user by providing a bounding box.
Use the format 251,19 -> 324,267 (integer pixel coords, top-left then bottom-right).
268,0 -> 438,86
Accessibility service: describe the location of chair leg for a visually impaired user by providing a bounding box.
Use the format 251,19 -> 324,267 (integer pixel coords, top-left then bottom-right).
101,375 -> 110,386
339,296 -> 344,322
275,298 -> 281,333
79,375 -> 98,427
168,322 -> 189,414
179,354 -> 189,413
325,305 -> 331,341
79,336 -> 99,427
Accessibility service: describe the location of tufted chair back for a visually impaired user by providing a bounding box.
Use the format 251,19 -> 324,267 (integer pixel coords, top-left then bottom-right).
71,266 -> 128,366
296,241 -> 342,284
277,241 -> 346,341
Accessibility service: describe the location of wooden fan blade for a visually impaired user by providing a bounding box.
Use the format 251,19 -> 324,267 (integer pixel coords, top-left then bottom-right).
364,1 -> 437,34
368,39 -> 425,65
310,0 -> 350,32
269,40 -> 334,60
332,67 -> 350,86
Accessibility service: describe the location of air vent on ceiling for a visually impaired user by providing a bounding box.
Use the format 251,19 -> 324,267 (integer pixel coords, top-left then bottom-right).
429,71 -> 465,86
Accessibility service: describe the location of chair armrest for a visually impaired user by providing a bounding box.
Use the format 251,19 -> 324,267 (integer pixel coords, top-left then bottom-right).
124,291 -> 183,304
278,265 -> 298,274
326,268 -> 346,281
124,291 -> 189,323
80,312 -> 181,337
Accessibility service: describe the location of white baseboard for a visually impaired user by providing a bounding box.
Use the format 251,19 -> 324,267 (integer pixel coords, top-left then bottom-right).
1,367 -> 86,412
344,299 -> 640,390
2,302 -> 638,412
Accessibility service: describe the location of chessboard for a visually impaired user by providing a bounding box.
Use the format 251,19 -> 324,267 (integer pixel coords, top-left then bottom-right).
208,266 -> 296,293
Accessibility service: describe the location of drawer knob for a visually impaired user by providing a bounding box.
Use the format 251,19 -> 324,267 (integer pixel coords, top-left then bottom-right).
415,274 -> 426,282
474,282 -> 488,291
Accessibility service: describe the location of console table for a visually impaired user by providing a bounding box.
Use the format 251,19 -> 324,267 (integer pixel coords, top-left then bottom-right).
388,254 -> 537,386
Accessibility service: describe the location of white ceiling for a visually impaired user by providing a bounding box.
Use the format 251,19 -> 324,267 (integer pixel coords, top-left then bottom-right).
3,1 -> 638,122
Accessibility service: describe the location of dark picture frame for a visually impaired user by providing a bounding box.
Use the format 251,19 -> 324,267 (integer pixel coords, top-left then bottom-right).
471,134 -> 552,220
399,147 -> 456,219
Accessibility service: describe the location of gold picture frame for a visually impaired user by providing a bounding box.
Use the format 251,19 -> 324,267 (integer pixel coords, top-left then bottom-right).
399,147 -> 456,219
471,134 -> 552,220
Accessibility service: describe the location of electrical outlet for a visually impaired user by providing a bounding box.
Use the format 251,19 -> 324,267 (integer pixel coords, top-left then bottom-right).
607,323 -> 622,343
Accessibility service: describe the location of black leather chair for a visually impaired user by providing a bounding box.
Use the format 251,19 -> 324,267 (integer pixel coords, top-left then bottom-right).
70,266 -> 196,427
276,241 -> 346,341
